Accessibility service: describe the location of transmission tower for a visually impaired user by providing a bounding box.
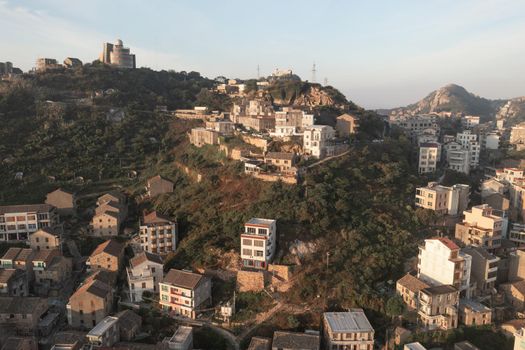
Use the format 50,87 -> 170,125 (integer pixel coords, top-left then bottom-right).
311,62 -> 317,83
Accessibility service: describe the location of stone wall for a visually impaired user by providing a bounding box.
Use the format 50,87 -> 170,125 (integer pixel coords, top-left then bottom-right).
237,270 -> 265,292
267,264 -> 292,292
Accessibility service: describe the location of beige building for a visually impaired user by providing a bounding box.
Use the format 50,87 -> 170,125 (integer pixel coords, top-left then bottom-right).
396,273 -> 430,310
415,182 -> 470,215
189,127 -> 219,147
91,211 -> 121,237
418,285 -> 459,330
264,152 -> 297,173
458,299 -> 491,326
67,274 -> 113,329
45,188 -> 76,216
146,175 -> 174,197
336,113 -> 359,137
322,310 -> 374,350
418,143 -> 440,174
511,123 -> 525,146
86,239 -> 124,274
205,119 -> 235,135
509,249 -> 525,282
161,326 -> 193,350
455,204 -> 504,250
99,39 -> 136,68
127,251 -> 164,303
0,297 -> 48,335
501,280 -> 525,311
159,269 -> 211,319
29,227 -> 61,251
0,204 -> 59,241
139,211 -> 177,255
237,115 -> 276,132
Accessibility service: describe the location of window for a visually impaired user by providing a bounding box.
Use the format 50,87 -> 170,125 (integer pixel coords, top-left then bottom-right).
142,282 -> 146,288
242,249 -> 252,256
242,239 -> 252,246
161,285 -> 168,292
253,240 -> 264,247
255,250 -> 264,257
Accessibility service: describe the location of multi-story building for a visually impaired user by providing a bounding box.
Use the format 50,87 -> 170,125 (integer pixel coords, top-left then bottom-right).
45,188 -> 76,216
146,175 -> 174,197
86,239 -> 124,274
461,246 -> 498,296
272,331 -> 320,350
91,193 -> 127,237
0,269 -> 28,296
127,251 -> 164,303
303,125 -> 336,159
273,108 -> 314,137
462,115 -> 480,129
509,249 -> 525,282
418,143 -> 440,174
0,248 -> 34,281
99,39 -> 136,68
481,132 -> 500,150
0,204 -> 59,241
159,269 -> 211,319
161,326 -> 193,350
390,115 -> 439,134
500,280 -> 525,312
32,249 -> 71,290
336,113 -> 359,137
458,299 -> 492,326
0,297 -> 48,335
67,275 -> 113,328
418,285 -> 459,330
510,223 -> 525,246
322,310 -> 374,350
205,119 -> 235,135
396,273 -> 430,310
86,316 -> 120,348
445,142 -> 471,174
455,204 -> 504,250
63,57 -> 82,68
240,218 -> 277,269
415,182 -> 470,216
511,123 -> 525,145
237,116 -> 276,132
35,58 -> 59,72
417,238 -> 471,295
29,227 -> 61,251
139,211 -> 177,255
189,127 -> 219,147
264,152 -> 297,173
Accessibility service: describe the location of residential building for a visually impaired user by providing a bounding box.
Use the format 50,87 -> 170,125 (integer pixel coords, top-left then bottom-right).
445,142 -> 471,174
336,113 -> 359,137
29,227 -> 61,251
115,309 -> 142,342
97,191 -> 127,207
418,143 -> 440,174
86,316 -> 120,347
390,115 -> 439,134
63,57 -> 82,68
127,251 -> 164,303
0,248 -> 34,279
511,123 -> 525,146
515,328 -> 525,350
99,39 -> 136,68
1,336 -> 38,350
91,193 -> 127,237
303,125 -> 336,158
32,249 -> 71,292
271,331 -> 320,350
205,119 -> 235,135
139,211 -> 177,255
175,107 -> 211,120
237,115 -> 276,132
510,180 -> 525,222
45,188 -> 76,216
454,341 -> 480,350
35,58 -> 59,72
247,337 -> 271,350
462,115 -> 480,129
404,343 -> 427,350
395,327 -> 412,347
415,182 -> 470,215
66,276 -> 113,328
161,326 -> 193,350
396,273 -> 430,310
272,108 -> 314,137
458,299 -> 492,326
0,204 -> 59,241
146,175 -> 174,197
417,237 -> 471,294
159,269 -> 211,319
0,269 -> 28,296
189,127 -> 219,147
509,249 -> 525,281
264,152 -> 297,173
481,178 -> 508,197
241,218 -> 277,269
461,246 -> 498,296
510,224 -> 525,246
501,280 -> 525,311
86,239 -> 124,274
322,310 -> 374,350
418,285 -> 459,330
0,297 -> 48,335
455,204 -> 504,250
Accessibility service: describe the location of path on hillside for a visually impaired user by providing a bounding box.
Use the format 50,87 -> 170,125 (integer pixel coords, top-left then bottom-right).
305,150 -> 351,170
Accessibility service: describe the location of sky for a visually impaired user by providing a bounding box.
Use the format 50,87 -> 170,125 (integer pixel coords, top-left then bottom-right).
1,0 -> 525,109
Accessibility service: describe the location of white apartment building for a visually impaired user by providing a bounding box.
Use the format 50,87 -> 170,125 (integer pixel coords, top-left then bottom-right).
322,310 -> 374,350
273,108 -> 314,137
415,182 -> 470,215
462,115 -> 480,129
0,204 -> 59,241
86,316 -> 120,347
445,142 -> 471,174
127,251 -> 164,303
482,132 -> 500,150
418,143 -> 440,174
390,115 -> 439,134
418,238 -> 471,295
139,211 -> 177,255
303,125 -> 336,158
240,218 -> 277,269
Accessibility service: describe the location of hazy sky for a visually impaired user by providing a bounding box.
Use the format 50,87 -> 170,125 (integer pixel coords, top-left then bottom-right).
1,0 -> 525,109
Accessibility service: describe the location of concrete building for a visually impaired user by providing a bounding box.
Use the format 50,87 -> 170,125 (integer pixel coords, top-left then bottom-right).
146,175 -> 174,197
461,246 -> 498,296
0,269 -> 28,296
415,182 -> 470,215
241,218 -> 277,269
510,224 -> 525,246
86,316 -> 120,347
303,125 -> 336,158
63,57 -> 82,68
445,142 -> 471,174
418,238 -> 471,294
462,115 -> 480,129
206,119 -> 235,135
418,143 -> 440,174
418,285 -> 459,330
455,204 -> 504,250
515,328 -> 525,350
509,249 -> 525,282
29,227 -> 61,251
247,337 -> 271,350
91,193 -> 127,237
0,204 -> 59,241
159,269 -> 211,319
336,113 -> 359,137
35,58 -> 59,72
0,297 -> 48,335
100,39 -> 136,68
264,152 -> 297,173
115,309 -> 142,341
458,299 -> 492,326
273,108 -> 314,137
322,310 -> 374,350
161,326 -> 193,350
66,276 -> 113,328
189,127 -> 219,147
404,343 -> 427,350
272,331 -> 320,350
139,211 -> 177,255
500,280 -> 525,312
45,188 -> 76,216
396,273 -> 430,310
237,116 -> 276,132
511,123 -> 525,146
86,239 -> 124,274
32,249 -> 71,289
127,251 -> 164,303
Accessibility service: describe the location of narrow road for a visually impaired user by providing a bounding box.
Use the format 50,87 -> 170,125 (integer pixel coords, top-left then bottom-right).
305,150 -> 351,169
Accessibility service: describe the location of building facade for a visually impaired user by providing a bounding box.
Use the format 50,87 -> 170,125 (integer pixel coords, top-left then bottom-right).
323,310 -> 374,350
418,285 -> 459,330
100,39 -> 136,68
139,211 -> 177,255
303,125 -> 336,159
240,218 -> 277,269
455,204 -> 504,250
86,239 -> 124,274
127,251 -> 164,303
415,182 -> 470,215
0,204 -> 59,241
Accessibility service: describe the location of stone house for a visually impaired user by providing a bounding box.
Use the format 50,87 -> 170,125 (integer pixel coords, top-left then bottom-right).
86,239 -> 124,274
29,227 -> 61,251
146,175 -> 174,197
66,276 -> 113,329
0,297 -> 48,335
45,188 -> 76,216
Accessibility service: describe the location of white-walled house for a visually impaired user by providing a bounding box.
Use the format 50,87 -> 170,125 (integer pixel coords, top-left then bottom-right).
240,218 -> 277,269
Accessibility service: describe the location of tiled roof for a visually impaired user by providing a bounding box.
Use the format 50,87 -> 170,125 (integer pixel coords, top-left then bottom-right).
265,152 -> 295,160
116,309 -> 142,332
163,269 -> 206,290
90,239 -> 124,258
0,269 -> 21,284
148,175 -> 173,184
130,251 -> 163,269
422,284 -> 457,295
397,274 -> 429,293
431,237 -> 459,250
85,270 -> 115,286
511,280 -> 525,296
32,249 -> 59,263
142,211 -> 174,225
1,248 -> 33,262
34,227 -> 60,237
271,331 -> 320,350
0,204 -> 55,214
71,278 -> 111,300
0,297 -> 47,314
48,188 -> 74,196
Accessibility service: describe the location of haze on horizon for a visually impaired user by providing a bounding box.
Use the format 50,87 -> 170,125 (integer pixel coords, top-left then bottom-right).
1,0 -> 524,109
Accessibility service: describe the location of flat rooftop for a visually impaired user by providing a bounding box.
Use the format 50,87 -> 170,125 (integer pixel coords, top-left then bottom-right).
169,326 -> 192,343
246,218 -> 276,227
459,299 -> 491,313
324,310 -> 374,333
87,316 -> 118,337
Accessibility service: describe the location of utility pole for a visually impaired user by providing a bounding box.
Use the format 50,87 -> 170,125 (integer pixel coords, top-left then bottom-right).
257,64 -> 260,79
